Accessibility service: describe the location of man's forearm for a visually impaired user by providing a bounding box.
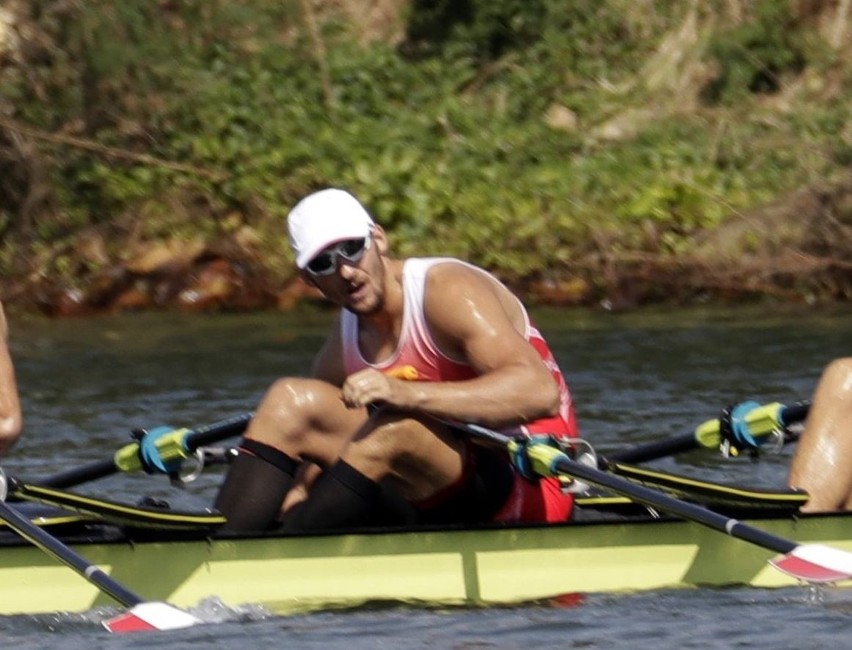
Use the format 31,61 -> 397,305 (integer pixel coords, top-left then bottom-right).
393,365 -> 559,428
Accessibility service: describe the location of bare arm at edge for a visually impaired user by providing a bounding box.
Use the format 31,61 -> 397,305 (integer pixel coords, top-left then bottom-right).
0,303 -> 23,455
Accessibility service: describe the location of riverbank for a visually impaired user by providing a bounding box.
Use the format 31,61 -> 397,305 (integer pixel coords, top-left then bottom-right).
1,171 -> 848,317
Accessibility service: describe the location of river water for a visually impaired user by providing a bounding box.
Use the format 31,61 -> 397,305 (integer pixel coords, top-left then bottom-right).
1,305 -> 851,648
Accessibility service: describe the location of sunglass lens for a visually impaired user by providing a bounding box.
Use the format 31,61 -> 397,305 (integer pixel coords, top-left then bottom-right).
339,238 -> 366,258
307,253 -> 334,274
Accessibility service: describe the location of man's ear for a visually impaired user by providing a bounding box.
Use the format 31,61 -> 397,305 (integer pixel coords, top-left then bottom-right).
373,225 -> 389,255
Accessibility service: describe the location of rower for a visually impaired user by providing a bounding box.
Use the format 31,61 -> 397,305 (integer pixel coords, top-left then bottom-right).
214,188 -> 580,531
0,301 -> 22,457
788,357 -> 852,512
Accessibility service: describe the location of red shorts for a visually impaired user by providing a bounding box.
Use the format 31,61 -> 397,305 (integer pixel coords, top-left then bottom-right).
491,475 -> 574,523
413,408 -> 578,525
411,440 -> 575,524
490,412 -> 577,523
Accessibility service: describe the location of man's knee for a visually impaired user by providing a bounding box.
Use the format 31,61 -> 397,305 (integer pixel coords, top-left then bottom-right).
823,358 -> 852,392
261,377 -> 335,415
253,377 -> 342,442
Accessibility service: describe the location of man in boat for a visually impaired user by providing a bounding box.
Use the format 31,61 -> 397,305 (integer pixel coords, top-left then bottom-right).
0,301 -> 23,456
214,188 -> 579,531
788,357 -> 852,512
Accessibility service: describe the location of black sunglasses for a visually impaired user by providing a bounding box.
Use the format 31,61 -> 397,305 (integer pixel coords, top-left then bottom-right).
305,235 -> 371,276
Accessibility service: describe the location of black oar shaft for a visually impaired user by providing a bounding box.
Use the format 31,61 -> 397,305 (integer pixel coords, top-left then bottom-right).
39,412 -> 252,489
40,459 -> 117,490
607,401 -> 811,465
182,412 -> 254,449
606,433 -> 697,464
458,421 -> 799,556
779,402 -> 810,427
0,499 -> 143,607
550,455 -> 797,555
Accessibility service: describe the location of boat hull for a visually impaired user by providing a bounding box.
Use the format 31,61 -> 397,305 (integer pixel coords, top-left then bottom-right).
3,512 -> 852,616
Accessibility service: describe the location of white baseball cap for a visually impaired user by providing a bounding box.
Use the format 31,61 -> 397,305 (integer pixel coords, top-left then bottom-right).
287,189 -> 375,269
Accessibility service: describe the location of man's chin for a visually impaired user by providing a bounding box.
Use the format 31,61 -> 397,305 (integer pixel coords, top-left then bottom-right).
346,294 -> 381,315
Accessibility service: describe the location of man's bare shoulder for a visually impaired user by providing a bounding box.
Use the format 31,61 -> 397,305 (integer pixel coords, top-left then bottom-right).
423,260 -> 498,296
422,261 -> 519,334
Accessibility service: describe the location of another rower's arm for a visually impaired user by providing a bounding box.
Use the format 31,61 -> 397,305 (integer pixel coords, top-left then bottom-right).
0,302 -> 23,455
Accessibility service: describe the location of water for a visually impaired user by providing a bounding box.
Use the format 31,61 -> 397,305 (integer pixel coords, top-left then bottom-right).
1,305 -> 851,647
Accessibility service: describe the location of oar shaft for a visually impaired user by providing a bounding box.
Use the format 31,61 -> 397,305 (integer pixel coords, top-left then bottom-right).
0,499 -> 143,607
779,402 -> 810,427
458,422 -> 798,556
39,459 -> 117,490
605,433 -> 697,464
607,401 -> 811,464
549,454 -> 797,555
39,412 -> 253,489
181,411 -> 254,449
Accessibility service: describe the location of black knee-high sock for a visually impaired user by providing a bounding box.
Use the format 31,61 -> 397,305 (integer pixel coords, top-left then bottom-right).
214,439 -> 299,532
278,460 -> 416,532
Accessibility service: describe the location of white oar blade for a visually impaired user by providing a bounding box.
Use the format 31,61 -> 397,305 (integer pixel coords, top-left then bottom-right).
770,544 -> 852,583
102,601 -> 201,633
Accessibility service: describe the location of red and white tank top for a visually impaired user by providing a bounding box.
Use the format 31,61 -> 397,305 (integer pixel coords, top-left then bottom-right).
340,258 -> 578,439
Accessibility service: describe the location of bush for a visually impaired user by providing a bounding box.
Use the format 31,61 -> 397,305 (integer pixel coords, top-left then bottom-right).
0,0 -> 848,295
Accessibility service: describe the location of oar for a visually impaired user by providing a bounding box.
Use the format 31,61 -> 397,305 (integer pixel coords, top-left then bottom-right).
455,421 -> 852,584
0,471 -> 200,632
39,411 -> 253,489
607,401 -> 810,464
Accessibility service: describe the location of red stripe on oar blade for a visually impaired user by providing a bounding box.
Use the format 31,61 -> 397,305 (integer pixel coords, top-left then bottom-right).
102,602 -> 200,633
770,544 -> 852,583
102,611 -> 158,633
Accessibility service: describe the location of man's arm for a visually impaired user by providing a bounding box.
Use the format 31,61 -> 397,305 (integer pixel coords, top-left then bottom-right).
341,265 -> 560,427
0,302 -> 23,455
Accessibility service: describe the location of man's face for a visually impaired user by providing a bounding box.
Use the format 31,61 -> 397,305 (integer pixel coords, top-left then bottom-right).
303,228 -> 386,314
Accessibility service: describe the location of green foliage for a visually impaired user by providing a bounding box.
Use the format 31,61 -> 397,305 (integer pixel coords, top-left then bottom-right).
405,0 -> 548,61
2,0 -> 848,290
702,0 -> 807,104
